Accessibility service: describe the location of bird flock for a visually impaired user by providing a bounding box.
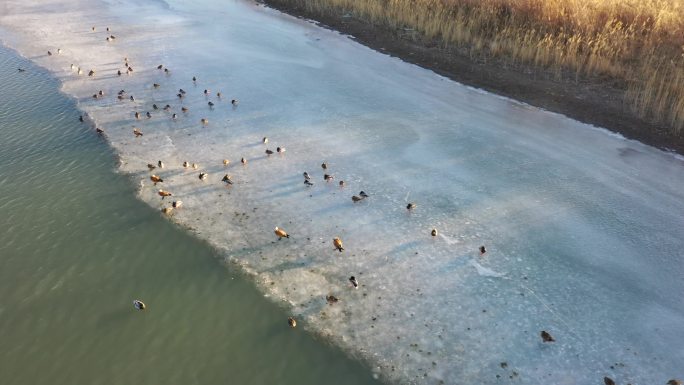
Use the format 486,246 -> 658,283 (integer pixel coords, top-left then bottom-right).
50,22 -> 680,385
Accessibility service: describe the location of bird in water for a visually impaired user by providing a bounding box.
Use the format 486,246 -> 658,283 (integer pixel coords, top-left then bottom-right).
192,163 -> 199,170
192,76 -> 197,82
349,276 -> 358,289
179,88 -> 186,95
152,104 -> 158,110
199,172 -> 208,181
540,330 -> 555,342
172,113 -> 177,120
333,237 -> 344,252
203,89 -> 210,95
163,104 -> 171,111
172,200 -> 182,208
183,161 -> 189,168
274,227 -> 289,239
133,128 -> 143,137
79,115 -> 84,122
303,172 -> 311,180
158,160 -> 164,168
133,300 -> 146,310
150,175 -> 163,185
222,174 -> 233,185
603,377 -> 615,385
181,107 -> 188,113
406,202 -> 416,210
130,95 -> 135,101
667,380 -> 683,385
265,149 -> 274,156
47,51 -> 52,56
158,190 -> 172,199
164,68 -> 170,74
217,92 -> 222,98
431,228 -> 438,237
479,245 -> 487,255
288,317 -> 297,328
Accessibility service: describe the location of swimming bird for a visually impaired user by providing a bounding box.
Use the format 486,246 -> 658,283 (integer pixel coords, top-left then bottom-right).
324,174 -> 334,182
274,227 -> 289,239
78,68 -> 83,75
158,160 -> 164,168
199,172 -> 208,181
351,195 -> 362,202
201,118 -> 208,125
349,276 -> 358,289
106,27 -> 110,32
91,26 -> 95,31
339,180 -> 345,187
158,190 -> 172,199
157,64 -> 163,70
177,93 -> 183,99
265,149 -> 274,156
479,246 -> 487,255
222,174 -> 233,184
431,228 -> 438,237
406,202 -> 416,210
172,200 -> 182,208
276,147 -> 285,153
603,377 -> 615,385
231,99 -> 239,106
321,162 -> 327,170
147,163 -> 156,170
110,35 -> 116,40
133,128 -> 143,137
326,295 -> 339,304
333,237 -> 344,252
150,175 -> 163,185
288,317 -> 297,328
98,90 -> 104,96
223,159 -> 230,166
304,180 -> 314,186
133,300 -> 145,310
303,172 -> 311,180
127,66 -> 133,73
263,137 -> 268,144
130,95 -> 135,101
241,157 -> 247,165
93,94 -> 99,99
161,207 -> 173,215
540,330 -> 555,342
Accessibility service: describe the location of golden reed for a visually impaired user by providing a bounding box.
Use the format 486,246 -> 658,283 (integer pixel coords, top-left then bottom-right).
276,0 -> 684,133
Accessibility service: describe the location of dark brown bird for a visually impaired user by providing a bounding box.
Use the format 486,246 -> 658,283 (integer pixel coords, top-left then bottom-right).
147,163 -> 156,170
479,246 -> 487,255
321,162 -> 327,170
667,380 -> 683,385
150,175 -> 163,185
326,295 -> 339,304
431,228 -> 438,237
304,180 -> 314,186
603,377 -> 615,385
157,64 -> 163,70
540,330 -> 555,342
265,149 -> 274,155
352,195 -> 362,202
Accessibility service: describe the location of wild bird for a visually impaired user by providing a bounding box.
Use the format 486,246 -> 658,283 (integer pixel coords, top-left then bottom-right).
88,70 -> 95,76
274,227 -> 289,239
130,95 -> 135,101
431,228 -> 438,237
192,76 -> 196,82
158,160 -> 164,168
18,68 -> 26,72
183,161 -> 189,168
221,174 -> 233,185
217,92 -> 222,98
326,295 -> 339,304
208,101 -> 214,107
47,51 -> 52,56
406,202 -> 416,210
172,200 -> 182,208
153,104 -> 158,110
172,113 -> 177,119
146,112 -> 152,118
161,207 -> 173,215
163,104 -> 171,111
157,64 -> 163,70
179,88 -> 186,94
479,245 -> 487,255
133,300 -> 146,310
667,380 -> 683,385
303,172 -> 311,180
117,70 -> 122,76
98,90 -> 104,96
198,172 -> 208,181
241,157 -> 247,165
603,377 -> 616,385
276,147 -> 285,153
147,163 -> 156,170
351,195 -> 362,202
203,89 -> 210,95
540,330 -> 555,342
263,137 -> 268,144
153,83 -> 160,88
181,107 -> 188,113
133,128 -> 143,137
324,174 -> 334,182
135,111 -> 140,119
231,99 -> 238,106
57,48 -> 61,54
78,68 -> 83,75
321,162 -> 327,170
288,317 -> 297,328
164,68 -> 170,73
339,180 -> 345,187
79,115 -> 84,122
265,149 -> 274,156
95,128 -> 104,134
333,237 -> 344,252
192,163 -> 198,170
223,159 -> 230,166
201,118 -> 208,125
349,276 -> 358,289
304,180 -> 314,186
150,175 -> 163,185
158,189 -> 172,199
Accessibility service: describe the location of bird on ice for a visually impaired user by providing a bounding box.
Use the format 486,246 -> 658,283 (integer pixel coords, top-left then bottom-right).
274,227 -> 289,239
479,245 -> 487,255
158,190 -> 172,199
431,228 -> 438,237
333,237 -> 344,252
133,128 -> 143,137
222,175 -> 233,185
540,330 -> 555,342
198,172 -> 208,181
349,276 -> 358,289
172,200 -> 183,208
150,175 -> 163,185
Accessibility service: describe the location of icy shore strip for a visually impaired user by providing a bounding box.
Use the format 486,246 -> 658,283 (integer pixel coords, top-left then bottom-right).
1,0 -> 684,383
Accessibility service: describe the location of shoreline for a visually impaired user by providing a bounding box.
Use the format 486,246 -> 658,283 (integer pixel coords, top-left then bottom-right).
261,0 -> 684,156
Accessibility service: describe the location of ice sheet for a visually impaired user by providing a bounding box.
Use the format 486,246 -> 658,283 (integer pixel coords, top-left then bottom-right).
1,0 -> 683,383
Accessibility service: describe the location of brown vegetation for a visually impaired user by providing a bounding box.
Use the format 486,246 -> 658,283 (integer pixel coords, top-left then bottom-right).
273,0 -> 684,133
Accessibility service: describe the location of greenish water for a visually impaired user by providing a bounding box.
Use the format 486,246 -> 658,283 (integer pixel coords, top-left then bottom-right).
0,45 -> 381,385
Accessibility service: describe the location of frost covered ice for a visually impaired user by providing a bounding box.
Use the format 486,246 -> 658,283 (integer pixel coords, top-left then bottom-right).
1,0 -> 683,383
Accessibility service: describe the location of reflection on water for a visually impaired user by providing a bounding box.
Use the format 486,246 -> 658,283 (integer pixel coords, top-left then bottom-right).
0,45 -> 381,385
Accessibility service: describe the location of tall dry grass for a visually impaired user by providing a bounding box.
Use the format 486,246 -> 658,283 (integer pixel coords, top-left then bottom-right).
277,0 -> 684,133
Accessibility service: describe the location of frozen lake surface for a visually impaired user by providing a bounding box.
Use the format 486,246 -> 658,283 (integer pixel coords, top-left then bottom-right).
1,0 -> 683,383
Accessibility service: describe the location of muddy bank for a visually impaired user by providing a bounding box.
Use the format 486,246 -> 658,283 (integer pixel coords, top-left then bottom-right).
262,0 -> 684,155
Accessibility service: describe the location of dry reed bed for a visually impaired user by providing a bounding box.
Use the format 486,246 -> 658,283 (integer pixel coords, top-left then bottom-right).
281,0 -> 684,133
